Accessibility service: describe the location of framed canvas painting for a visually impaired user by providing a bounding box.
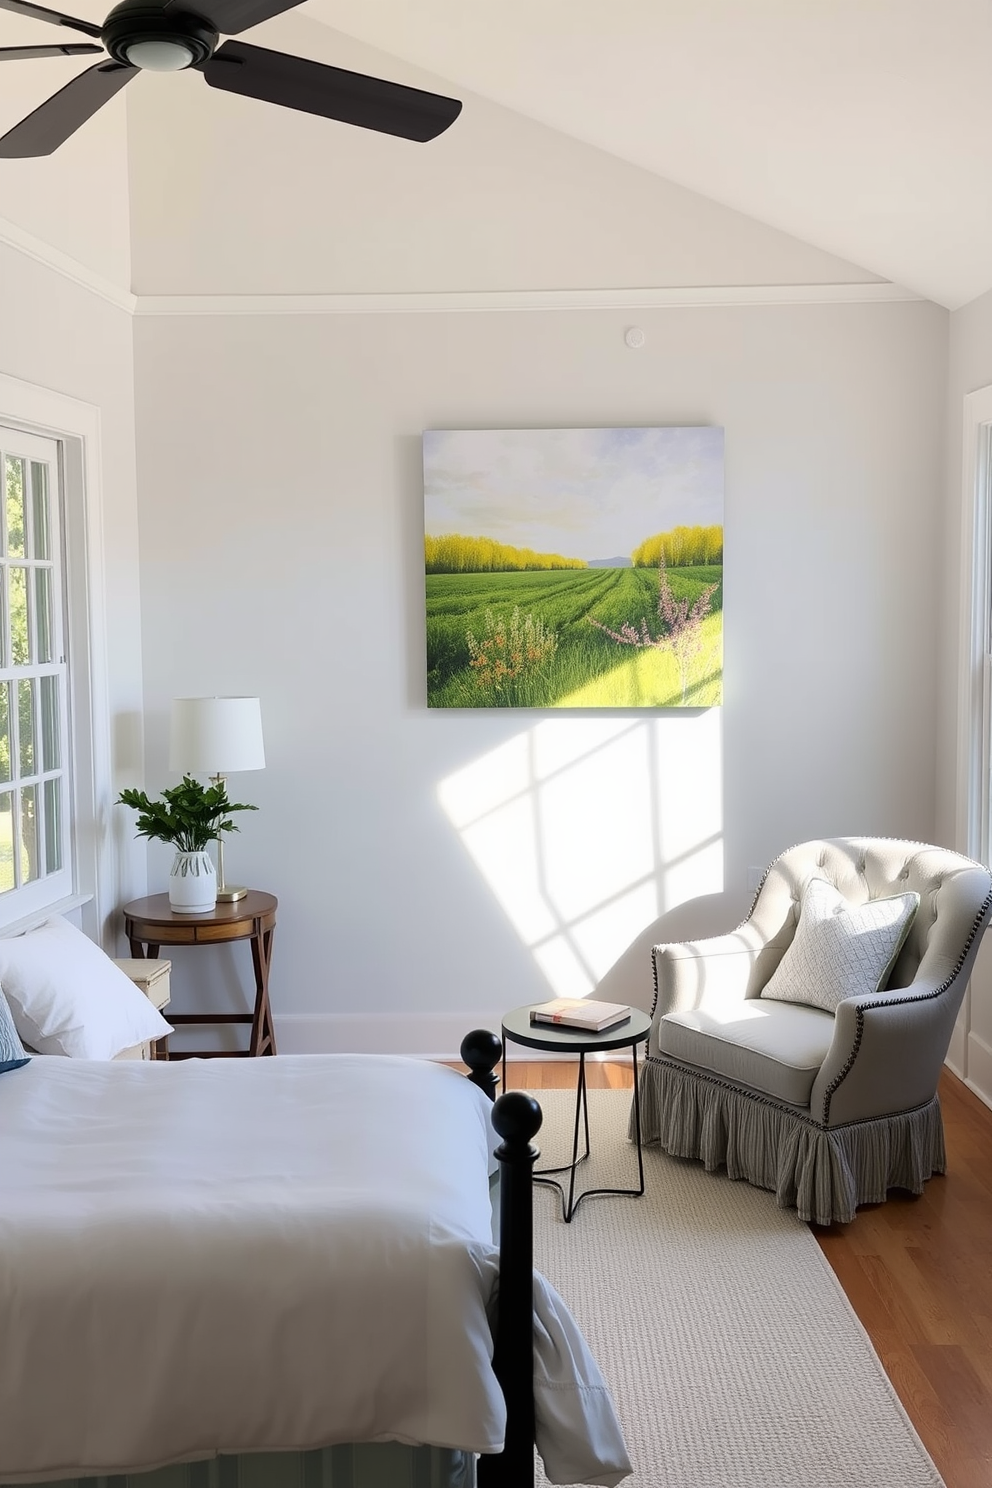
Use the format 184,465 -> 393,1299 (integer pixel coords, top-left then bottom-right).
424,426 -> 723,709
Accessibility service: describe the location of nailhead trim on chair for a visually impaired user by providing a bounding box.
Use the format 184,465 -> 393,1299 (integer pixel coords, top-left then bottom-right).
648,838 -> 992,1129
644,1051 -> 821,1126
820,877 -> 992,1123
644,1050 -> 941,1134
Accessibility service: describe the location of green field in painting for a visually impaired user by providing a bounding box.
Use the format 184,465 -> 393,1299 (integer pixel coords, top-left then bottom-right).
426,565 -> 723,708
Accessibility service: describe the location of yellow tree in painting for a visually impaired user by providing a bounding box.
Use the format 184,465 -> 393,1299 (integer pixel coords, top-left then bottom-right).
425,534 -> 587,573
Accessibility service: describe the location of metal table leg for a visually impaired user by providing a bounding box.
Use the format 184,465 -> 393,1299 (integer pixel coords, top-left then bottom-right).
534,1043 -> 646,1223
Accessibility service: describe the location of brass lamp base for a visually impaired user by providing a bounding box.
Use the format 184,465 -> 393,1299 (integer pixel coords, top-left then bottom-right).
216,884 -> 248,902
212,803 -> 248,902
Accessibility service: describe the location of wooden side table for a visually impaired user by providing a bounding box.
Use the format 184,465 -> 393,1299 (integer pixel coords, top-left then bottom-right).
122,891 -> 277,1058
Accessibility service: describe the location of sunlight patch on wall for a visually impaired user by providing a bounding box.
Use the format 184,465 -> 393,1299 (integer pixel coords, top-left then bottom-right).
438,711 -> 723,998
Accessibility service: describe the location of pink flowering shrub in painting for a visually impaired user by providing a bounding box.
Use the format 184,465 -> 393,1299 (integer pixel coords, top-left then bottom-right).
587,558 -> 718,705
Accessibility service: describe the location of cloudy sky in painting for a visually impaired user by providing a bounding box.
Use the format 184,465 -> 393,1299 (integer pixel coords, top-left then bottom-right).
424,426 -> 723,563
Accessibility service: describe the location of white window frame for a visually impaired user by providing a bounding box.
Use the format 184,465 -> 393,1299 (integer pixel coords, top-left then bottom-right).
0,424 -> 73,913
0,374 -> 113,940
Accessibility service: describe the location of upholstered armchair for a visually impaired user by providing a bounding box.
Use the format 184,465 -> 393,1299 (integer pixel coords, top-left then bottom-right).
638,837 -> 992,1225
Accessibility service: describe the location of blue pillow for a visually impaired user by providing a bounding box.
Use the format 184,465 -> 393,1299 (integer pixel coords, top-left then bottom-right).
0,984 -> 30,1072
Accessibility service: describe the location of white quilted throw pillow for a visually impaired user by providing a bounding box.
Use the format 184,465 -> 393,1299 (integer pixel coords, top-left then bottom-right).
760,876 -> 920,1014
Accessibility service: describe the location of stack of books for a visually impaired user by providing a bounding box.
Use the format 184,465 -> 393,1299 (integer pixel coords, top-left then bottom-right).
528,997 -> 631,1032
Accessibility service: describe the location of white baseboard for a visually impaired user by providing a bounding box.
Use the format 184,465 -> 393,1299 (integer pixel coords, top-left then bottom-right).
961,1077 -> 992,1114
946,1019 -> 967,1074
964,1029 -> 992,1112
273,1012 -> 577,1061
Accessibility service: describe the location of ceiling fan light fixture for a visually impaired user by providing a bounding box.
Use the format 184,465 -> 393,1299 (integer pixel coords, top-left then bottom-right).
124,38 -> 194,70
0,0 -> 463,156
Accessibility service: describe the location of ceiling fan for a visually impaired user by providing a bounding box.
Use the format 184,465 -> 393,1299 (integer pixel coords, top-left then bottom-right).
0,0 -> 462,156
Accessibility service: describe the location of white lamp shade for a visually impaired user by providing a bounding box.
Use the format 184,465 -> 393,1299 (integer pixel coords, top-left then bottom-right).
169,697 -> 266,775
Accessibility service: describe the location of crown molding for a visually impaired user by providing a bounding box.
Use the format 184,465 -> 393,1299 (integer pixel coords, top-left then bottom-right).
0,214 -> 924,316
0,213 -> 136,313
132,281 -> 921,316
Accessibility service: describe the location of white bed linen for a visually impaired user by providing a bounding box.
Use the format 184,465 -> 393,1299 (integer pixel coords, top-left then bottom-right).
0,1055 -> 630,1488
0,1055 -> 506,1480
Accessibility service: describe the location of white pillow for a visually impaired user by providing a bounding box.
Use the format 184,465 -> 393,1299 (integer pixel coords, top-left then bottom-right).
760,877 -> 920,1015
0,915 -> 173,1059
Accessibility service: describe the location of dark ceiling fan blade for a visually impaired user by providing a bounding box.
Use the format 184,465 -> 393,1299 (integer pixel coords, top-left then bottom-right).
0,59 -> 136,156
164,0 -> 302,37
0,41 -> 102,58
0,0 -> 102,38
202,41 -> 462,141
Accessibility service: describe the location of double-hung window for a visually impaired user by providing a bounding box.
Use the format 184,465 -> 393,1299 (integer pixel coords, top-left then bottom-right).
0,425 -> 71,915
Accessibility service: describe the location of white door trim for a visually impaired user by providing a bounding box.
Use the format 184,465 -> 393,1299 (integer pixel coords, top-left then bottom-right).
951,383 -> 992,1108
956,384 -> 992,860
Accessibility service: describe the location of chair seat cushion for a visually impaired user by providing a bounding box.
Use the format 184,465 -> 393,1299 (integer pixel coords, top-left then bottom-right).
658,999 -> 836,1107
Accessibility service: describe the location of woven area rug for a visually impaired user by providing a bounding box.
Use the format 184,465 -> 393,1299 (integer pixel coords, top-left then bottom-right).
527,1087 -> 943,1488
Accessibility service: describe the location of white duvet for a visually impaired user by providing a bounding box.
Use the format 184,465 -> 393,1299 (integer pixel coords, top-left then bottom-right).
0,1055 -> 630,1487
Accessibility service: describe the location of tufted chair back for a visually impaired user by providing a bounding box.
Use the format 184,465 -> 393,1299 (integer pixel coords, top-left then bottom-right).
741,837 -> 992,1005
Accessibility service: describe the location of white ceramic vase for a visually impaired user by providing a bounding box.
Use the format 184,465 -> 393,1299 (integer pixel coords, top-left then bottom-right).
168,850 -> 217,913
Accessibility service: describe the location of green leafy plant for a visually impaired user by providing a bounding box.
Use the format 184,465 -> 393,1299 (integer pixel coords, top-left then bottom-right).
116,776 -> 258,852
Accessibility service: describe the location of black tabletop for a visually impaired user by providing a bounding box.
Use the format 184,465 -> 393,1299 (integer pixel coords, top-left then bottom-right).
501,1002 -> 652,1054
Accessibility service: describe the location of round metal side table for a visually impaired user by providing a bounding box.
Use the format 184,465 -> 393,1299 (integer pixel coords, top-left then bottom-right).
500,1003 -> 652,1222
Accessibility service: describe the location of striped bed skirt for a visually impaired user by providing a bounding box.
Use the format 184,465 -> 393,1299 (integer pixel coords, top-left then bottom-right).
2,1445 -> 475,1488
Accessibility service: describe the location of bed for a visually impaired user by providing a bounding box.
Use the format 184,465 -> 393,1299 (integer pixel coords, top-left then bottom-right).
0,1023 -> 630,1488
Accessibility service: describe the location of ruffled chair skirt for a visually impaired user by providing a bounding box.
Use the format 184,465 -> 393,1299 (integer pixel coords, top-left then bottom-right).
636,1057 -> 946,1226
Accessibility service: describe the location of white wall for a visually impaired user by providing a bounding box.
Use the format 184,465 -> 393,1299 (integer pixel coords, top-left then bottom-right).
940,286 -> 992,1106
125,15 -> 882,297
133,296 -> 947,1054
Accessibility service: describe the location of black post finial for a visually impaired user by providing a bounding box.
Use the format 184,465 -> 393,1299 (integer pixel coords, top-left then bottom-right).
460,1028 -> 502,1102
492,1089 -> 543,1146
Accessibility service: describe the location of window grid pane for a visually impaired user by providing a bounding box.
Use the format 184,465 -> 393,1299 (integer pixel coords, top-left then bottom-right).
20,784 -> 38,884
17,677 -> 34,778
0,680 -> 9,787
40,674 -> 59,773
4,455 -> 24,558
9,567 -> 29,665
44,777 -> 61,873
0,790 -> 14,893
34,568 -> 52,664
30,462 -> 50,560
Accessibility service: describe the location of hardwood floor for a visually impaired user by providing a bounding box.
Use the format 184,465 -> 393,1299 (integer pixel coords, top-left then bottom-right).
500,1059 -> 992,1488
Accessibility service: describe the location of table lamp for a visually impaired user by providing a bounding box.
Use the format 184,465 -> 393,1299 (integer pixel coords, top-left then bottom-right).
169,696 -> 265,901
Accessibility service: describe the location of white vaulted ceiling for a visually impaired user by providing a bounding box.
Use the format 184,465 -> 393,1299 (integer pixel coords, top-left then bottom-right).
301,0 -> 992,310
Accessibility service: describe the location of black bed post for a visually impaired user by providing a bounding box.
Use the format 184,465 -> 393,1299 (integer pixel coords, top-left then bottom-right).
478,1089 -> 542,1488
460,1028 -> 502,1102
